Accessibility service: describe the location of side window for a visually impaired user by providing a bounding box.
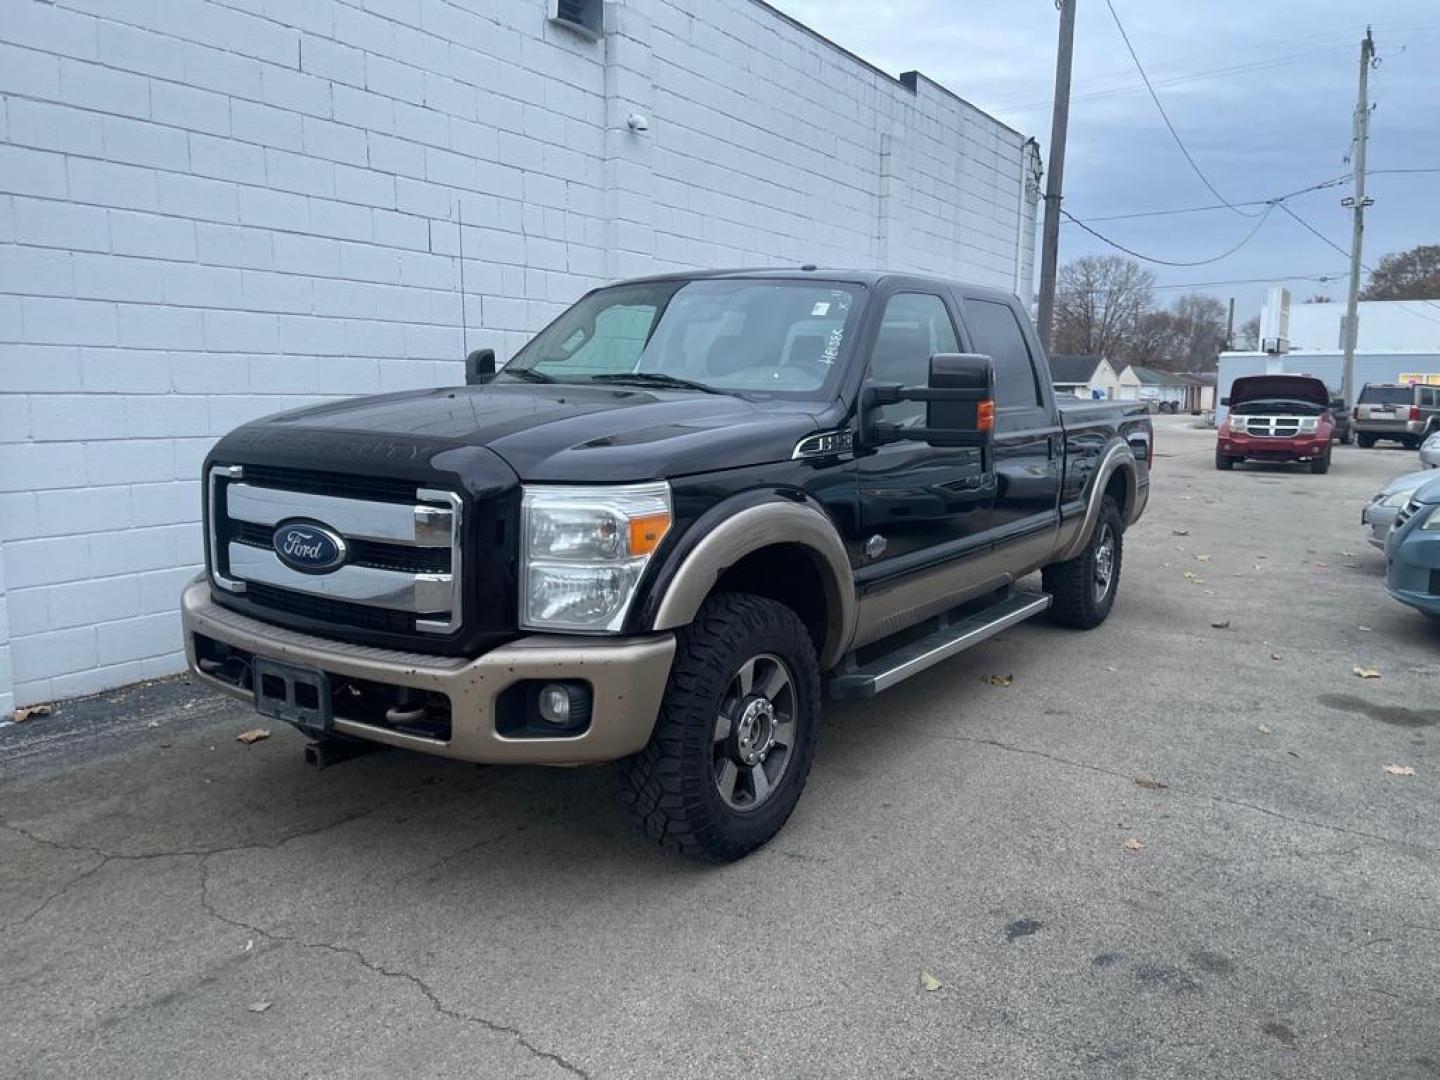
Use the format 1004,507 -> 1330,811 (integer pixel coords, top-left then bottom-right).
867,293 -> 960,425
964,299 -> 1044,417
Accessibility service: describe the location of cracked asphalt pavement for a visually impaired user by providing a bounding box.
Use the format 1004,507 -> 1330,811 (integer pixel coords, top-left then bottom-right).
3,416 -> 1439,1078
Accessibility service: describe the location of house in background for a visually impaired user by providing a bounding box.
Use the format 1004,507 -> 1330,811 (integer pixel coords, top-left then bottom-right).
1117,365 -> 1190,406
1050,355 -> 1121,399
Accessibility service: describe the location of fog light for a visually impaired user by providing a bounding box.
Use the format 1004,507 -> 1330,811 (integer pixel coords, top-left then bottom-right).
538,683 -> 572,726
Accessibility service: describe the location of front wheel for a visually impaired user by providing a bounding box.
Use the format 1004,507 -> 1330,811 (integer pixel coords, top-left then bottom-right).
1215,451 -> 1235,470
1043,498 -> 1124,629
1357,434 -> 1377,448
1338,428 -> 1354,446
621,593 -> 820,862
1311,449 -> 1331,474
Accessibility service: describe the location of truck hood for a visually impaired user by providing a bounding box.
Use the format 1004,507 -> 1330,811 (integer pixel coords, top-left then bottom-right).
220,383 -> 827,483
1228,375 -> 1331,408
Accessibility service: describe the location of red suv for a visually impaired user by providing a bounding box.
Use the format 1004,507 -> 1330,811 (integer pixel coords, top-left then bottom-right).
1216,375 -> 1337,474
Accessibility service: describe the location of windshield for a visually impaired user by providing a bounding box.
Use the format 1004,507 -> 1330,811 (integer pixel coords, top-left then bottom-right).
1359,386 -> 1414,405
501,279 -> 862,397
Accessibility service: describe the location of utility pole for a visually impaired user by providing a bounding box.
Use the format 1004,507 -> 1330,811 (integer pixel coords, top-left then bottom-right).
1225,296 -> 1235,351
1340,27 -> 1375,411
1036,0 -> 1077,353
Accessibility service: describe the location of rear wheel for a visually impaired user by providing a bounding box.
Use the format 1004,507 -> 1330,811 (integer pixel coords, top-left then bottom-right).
1215,451 -> 1235,470
1357,434 -> 1377,448
1338,427 -> 1354,446
621,593 -> 820,862
1043,498 -> 1124,630
1311,448 -> 1331,474
1402,436 -> 1421,450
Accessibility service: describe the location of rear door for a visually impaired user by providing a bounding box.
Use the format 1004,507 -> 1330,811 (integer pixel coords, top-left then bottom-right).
956,294 -> 1062,571
1357,385 -> 1413,429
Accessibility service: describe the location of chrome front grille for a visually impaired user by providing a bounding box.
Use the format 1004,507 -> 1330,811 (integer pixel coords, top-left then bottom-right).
1233,415 -> 1302,438
208,465 -> 463,635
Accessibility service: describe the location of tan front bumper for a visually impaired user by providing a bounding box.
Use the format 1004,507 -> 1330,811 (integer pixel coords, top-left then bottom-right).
181,579 -> 675,765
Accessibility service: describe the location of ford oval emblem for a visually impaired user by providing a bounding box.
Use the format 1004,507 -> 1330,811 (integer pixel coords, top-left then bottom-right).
272,520 -> 348,574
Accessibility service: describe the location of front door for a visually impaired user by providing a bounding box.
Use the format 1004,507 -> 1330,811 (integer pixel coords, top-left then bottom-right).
957,295 -> 1062,572
851,290 -> 997,643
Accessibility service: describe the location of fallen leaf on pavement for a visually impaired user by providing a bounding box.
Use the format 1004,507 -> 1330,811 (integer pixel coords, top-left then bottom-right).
1183,572 -> 1204,584
1270,653 -> 1282,661
1210,620 -> 1231,629
920,971 -> 942,992
244,939 -> 254,953
1196,554 -> 1211,562
1383,764 -> 1416,777
247,1001 -> 272,1013
1341,551 -> 1357,557
1357,625 -> 1373,632
1353,667 -> 1382,679
12,704 -> 51,723
236,729 -> 271,745
983,673 -> 1014,687
1172,529 -> 1190,536
1314,561 -> 1329,569
1256,724 -> 1273,735
1123,837 -> 1144,852
1134,776 -> 1168,790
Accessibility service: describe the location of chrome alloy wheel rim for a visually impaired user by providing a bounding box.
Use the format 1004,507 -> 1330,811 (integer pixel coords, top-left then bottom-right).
1094,522 -> 1116,603
713,653 -> 796,811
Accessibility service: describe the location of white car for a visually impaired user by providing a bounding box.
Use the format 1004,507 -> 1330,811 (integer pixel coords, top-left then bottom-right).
1365,469 -> 1438,548
1422,430 -> 1440,469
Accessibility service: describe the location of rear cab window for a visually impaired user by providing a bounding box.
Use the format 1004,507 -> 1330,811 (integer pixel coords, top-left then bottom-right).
961,297 -> 1046,428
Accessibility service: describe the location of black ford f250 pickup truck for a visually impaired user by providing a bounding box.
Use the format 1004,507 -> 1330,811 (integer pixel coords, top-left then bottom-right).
183,270 -> 1151,860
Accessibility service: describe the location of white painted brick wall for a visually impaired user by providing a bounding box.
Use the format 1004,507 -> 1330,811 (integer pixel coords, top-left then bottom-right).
0,0 -> 1037,708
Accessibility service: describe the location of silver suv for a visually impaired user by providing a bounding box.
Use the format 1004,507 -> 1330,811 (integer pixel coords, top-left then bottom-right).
1355,383 -> 1440,449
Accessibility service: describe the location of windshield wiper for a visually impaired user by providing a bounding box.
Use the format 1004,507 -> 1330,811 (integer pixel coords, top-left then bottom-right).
500,368 -> 556,383
588,372 -> 725,394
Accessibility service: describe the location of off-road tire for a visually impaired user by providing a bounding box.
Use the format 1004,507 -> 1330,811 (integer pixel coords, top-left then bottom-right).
1043,497 -> 1124,630
1357,433 -> 1377,448
1215,452 -> 1235,470
1310,449 -> 1331,474
621,593 -> 820,862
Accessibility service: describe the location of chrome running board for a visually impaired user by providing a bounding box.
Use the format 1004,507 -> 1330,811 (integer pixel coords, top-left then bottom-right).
827,590 -> 1052,699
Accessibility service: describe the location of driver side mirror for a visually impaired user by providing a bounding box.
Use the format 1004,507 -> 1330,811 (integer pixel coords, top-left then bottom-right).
1220,396 -> 1231,407
465,348 -> 496,385
1330,396 -> 1345,410
862,352 -> 995,449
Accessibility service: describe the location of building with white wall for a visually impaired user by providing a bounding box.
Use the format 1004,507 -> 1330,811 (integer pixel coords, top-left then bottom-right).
1259,294 -> 1440,353
0,0 -> 1041,712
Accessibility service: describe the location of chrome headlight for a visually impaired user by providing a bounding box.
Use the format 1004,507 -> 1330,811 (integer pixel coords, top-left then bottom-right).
1227,416 -> 1245,433
1379,487 -> 1418,509
520,482 -> 672,631
1299,417 -> 1318,433
1421,505 -> 1440,530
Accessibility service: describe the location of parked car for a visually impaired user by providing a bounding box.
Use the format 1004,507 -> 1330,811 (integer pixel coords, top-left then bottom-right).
180,269 -> 1152,860
1421,430 -> 1440,468
1385,473 -> 1440,621
1216,374 -> 1338,473
1363,469 -> 1436,549
1354,382 -> 1440,448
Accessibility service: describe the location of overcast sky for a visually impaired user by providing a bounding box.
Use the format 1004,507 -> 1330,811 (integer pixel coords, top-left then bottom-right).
768,0 -> 1439,322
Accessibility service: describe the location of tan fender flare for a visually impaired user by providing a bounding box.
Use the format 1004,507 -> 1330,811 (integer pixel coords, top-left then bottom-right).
1055,442 -> 1139,563
651,501 -> 856,669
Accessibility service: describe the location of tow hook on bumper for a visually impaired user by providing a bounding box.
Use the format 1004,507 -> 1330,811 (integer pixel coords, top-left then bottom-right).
304,736 -> 380,770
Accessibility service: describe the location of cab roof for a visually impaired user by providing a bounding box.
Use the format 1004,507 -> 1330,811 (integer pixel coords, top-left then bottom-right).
608,267 -> 1020,304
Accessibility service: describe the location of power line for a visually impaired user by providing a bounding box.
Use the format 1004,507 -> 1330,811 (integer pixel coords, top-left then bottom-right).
1104,0 -> 1259,217
1275,202 -> 1440,325
1150,272 -> 1349,291
1066,175 -> 1350,223
1062,203 -> 1276,266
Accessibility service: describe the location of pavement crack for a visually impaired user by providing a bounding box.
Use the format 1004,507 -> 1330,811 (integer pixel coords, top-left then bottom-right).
923,730 -> 1439,854
196,857 -> 588,1078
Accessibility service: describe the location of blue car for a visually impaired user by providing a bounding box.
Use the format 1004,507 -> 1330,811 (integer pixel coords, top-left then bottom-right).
1386,473 -> 1440,621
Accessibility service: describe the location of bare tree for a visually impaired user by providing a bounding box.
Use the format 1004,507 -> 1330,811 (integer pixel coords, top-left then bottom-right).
1171,293 -> 1228,371
1303,293 -> 1333,304
1123,310 -> 1186,370
1053,255 -> 1155,359
1360,244 -> 1440,300
1237,315 -> 1261,351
